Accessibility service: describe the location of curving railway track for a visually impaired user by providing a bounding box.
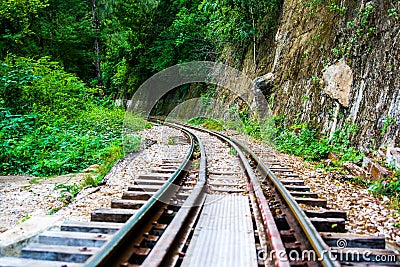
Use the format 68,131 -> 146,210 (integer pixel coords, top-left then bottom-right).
0,120 -> 399,267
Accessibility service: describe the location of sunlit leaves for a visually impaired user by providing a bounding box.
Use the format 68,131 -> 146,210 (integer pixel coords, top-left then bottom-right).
0,56 -> 126,176
0,0 -> 49,45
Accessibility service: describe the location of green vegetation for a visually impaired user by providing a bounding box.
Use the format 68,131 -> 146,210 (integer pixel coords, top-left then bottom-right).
1,0 -> 397,209
0,56 -> 150,179
381,116 -> 397,136
167,136 -> 178,145
388,8 -> 398,19
0,56 -> 150,204
274,123 -> 331,161
369,169 -> 400,205
331,1 -> 377,60
17,214 -> 32,224
54,144 -> 125,205
55,182 -> 81,203
302,0 -> 347,16
0,0 -> 97,83
218,110 -> 362,162
328,3 -> 347,16
186,108 -> 400,204
0,56 -> 125,176
15,0 -> 284,96
0,0 -> 285,201
264,119 -> 361,162
187,112 -> 362,163
1,0 -> 284,103
0,0 -> 282,178
359,2 -> 375,26
187,117 -> 223,131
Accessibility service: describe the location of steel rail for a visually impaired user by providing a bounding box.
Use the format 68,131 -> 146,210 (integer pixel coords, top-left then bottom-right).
222,132 -> 341,267
140,121 -> 207,267
85,127 -> 195,267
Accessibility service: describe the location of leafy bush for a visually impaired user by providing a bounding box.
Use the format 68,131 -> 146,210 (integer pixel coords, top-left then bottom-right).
369,172 -> 400,201
203,120 -> 223,131
237,109 -> 262,139
329,124 -> 363,162
245,115 -> 363,163
0,105 -> 125,176
0,56 -> 90,115
124,135 -> 142,153
222,108 -> 264,139
124,114 -> 152,132
0,56 -> 151,177
274,124 -> 332,161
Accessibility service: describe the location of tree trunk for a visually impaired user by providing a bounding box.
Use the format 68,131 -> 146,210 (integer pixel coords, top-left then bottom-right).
92,0 -> 103,86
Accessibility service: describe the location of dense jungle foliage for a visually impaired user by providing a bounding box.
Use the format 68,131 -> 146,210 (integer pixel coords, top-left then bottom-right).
0,0 -> 282,176
0,0 -> 279,176
0,0 -> 398,204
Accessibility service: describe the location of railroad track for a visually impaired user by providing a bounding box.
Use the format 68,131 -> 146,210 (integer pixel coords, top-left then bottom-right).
0,120 -> 399,266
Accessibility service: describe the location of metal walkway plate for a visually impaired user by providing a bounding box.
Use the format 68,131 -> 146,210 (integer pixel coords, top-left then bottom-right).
182,194 -> 258,267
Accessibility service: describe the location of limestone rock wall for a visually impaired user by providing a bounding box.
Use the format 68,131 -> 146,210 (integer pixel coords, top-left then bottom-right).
242,0 -> 400,151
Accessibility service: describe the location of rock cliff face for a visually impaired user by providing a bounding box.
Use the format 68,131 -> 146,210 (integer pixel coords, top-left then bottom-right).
241,0 -> 400,151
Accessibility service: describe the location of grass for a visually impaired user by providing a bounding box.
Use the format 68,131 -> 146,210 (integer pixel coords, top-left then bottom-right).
17,214 -> 32,224
167,136 -> 177,145
229,147 -> 237,155
186,117 -> 223,131
51,117 -> 149,206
